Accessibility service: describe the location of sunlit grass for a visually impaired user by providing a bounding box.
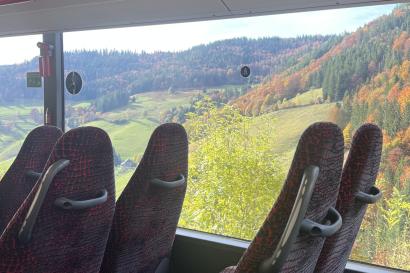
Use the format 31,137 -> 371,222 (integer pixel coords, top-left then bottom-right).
252,102 -> 335,165
289,88 -> 323,106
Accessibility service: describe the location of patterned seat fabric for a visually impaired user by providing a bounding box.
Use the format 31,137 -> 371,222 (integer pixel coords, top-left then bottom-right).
0,126 -> 115,273
314,124 -> 383,273
0,125 -> 62,233
221,122 -> 344,273
100,123 -> 188,273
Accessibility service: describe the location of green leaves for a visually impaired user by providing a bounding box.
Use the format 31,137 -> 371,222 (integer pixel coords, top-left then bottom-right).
180,104 -> 285,239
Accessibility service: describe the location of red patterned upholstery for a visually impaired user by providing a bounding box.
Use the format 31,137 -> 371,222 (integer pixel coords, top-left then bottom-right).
0,125 -> 62,233
315,123 -> 383,273
0,126 -> 115,273
221,122 -> 344,273
100,123 -> 188,273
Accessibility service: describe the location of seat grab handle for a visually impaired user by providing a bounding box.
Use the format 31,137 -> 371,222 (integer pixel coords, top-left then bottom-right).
18,159 -> 70,244
150,174 -> 185,189
300,207 -> 342,237
258,165 -> 319,273
26,170 -> 42,179
54,189 -> 108,210
355,186 -> 382,204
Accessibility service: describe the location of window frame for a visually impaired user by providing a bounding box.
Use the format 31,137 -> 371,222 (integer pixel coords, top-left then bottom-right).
42,32 -> 65,131
39,16 -> 407,270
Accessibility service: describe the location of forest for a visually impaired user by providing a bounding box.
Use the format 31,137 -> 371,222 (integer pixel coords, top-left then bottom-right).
0,3 -> 409,271
0,35 -> 332,103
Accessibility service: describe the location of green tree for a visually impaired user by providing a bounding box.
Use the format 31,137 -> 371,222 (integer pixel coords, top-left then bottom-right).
383,101 -> 401,137
261,94 -> 275,113
343,123 -> 353,149
180,105 -> 285,239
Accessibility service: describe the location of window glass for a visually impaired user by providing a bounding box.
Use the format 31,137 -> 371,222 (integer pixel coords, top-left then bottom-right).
0,34 -> 43,178
64,4 -> 409,270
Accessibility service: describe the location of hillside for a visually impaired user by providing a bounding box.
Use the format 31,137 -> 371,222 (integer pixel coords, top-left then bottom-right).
0,101 -> 42,161
0,35 -> 333,103
234,4 -> 410,115
109,96 -> 336,197
81,90 -> 195,159
252,102 -> 334,158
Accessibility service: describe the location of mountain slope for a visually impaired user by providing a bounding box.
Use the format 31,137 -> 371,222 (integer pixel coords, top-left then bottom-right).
233,4 -> 410,115
0,35 -> 333,102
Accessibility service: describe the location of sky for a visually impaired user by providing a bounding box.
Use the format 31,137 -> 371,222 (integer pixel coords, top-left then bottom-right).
0,4 -> 396,65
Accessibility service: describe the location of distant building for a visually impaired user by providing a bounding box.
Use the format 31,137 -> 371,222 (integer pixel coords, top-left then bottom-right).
120,159 -> 137,169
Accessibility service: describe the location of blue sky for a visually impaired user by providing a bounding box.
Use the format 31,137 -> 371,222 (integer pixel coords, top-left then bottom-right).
0,4 -> 396,65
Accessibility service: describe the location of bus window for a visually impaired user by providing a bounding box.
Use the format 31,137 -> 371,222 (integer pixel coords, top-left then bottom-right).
0,34 -> 43,178
63,3 -> 409,270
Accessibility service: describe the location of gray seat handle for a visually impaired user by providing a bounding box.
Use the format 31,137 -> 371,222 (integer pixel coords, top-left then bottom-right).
18,159 -> 70,244
54,189 -> 108,210
150,174 -> 185,189
300,207 -> 342,237
355,186 -> 382,204
25,170 -> 42,179
259,165 -> 319,273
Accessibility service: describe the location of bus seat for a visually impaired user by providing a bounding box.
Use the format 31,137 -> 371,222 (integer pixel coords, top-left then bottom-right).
0,125 -> 62,233
0,126 -> 115,273
220,122 -> 344,273
315,123 -> 383,273
100,123 -> 188,273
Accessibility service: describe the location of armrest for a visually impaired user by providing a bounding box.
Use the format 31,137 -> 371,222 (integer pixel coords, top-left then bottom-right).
54,189 -> 107,210
150,174 -> 186,189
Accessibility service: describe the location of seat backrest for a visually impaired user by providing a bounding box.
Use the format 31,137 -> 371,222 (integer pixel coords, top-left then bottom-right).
314,123 -> 383,273
100,123 -> 188,273
0,126 -> 115,273
0,125 -> 62,232
230,122 -> 344,273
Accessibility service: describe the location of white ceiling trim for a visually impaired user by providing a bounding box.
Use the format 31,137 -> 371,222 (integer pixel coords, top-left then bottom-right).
0,0 -> 405,37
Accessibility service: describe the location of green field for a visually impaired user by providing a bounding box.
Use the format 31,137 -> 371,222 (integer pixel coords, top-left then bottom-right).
0,91 -> 333,198
0,92 -> 195,187
71,91 -> 197,196
78,90 -> 197,160
288,88 -> 323,106
0,88 -> 328,166
112,102 -> 333,196
0,100 -> 43,163
252,102 -> 334,166
0,158 -> 14,178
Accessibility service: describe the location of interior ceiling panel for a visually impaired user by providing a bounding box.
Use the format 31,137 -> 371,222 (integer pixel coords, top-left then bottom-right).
225,0 -> 399,15
0,0 -> 404,37
0,0 -> 229,36
0,0 -> 30,6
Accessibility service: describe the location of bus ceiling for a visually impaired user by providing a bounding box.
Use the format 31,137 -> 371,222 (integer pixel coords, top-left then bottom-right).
0,0 -> 402,37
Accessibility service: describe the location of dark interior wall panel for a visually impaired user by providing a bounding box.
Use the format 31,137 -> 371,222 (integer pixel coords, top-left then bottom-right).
171,229 -> 246,273
171,228 -> 407,273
